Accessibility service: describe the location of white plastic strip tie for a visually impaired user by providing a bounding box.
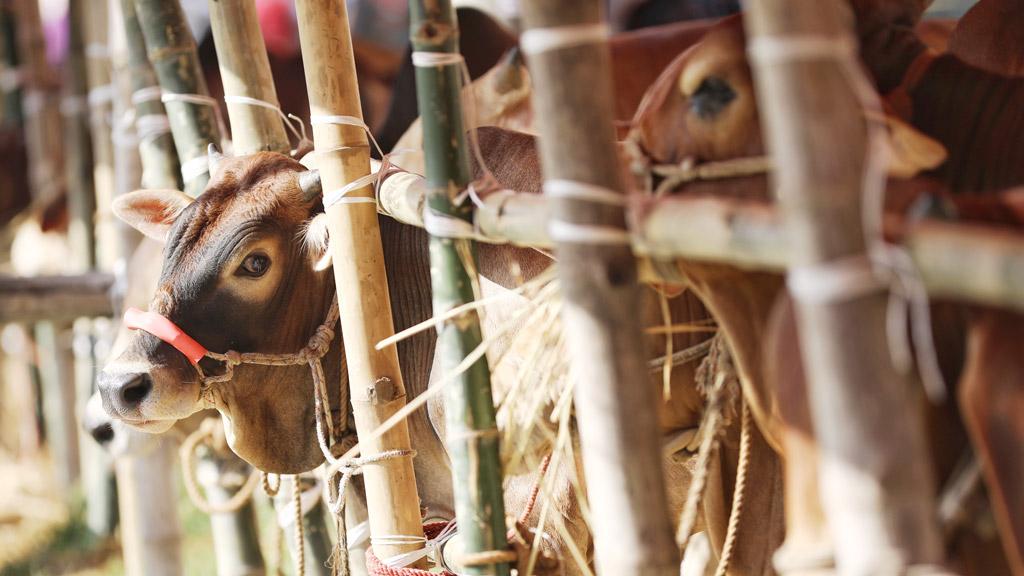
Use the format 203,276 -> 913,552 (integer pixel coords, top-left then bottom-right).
224,94 -> 308,147
85,42 -> 110,60
544,179 -> 626,206
548,219 -> 632,245
410,51 -> 503,208
347,520 -> 371,550
519,22 -> 610,56
131,86 -> 163,106
747,35 -> 857,65
135,114 -> 172,144
423,207 -> 479,240
310,114 -> 389,208
180,155 -> 210,184
87,84 -> 114,108
60,95 -> 88,117
162,92 -> 219,108
786,254 -> 887,304
0,68 -> 22,93
378,522 -> 458,569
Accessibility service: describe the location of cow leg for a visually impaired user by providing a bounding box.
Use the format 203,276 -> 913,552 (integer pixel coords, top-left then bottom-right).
958,309 -> 1024,574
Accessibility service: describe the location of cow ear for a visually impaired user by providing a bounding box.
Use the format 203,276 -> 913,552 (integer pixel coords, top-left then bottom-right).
884,114 -> 947,178
112,189 -> 193,242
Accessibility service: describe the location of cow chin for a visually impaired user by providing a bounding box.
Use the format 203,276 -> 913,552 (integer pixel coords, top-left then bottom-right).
217,393 -> 324,474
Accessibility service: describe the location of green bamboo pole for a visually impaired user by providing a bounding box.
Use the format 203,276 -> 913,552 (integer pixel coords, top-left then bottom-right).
408,2 -> 510,574
133,0 -> 220,196
0,4 -> 22,127
119,0 -> 180,192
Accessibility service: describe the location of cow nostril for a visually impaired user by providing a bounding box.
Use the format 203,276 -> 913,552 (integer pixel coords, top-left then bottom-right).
120,374 -> 152,407
91,423 -> 115,444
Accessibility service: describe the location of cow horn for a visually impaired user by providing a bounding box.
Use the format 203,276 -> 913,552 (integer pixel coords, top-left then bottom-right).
298,169 -> 322,202
207,143 -> 225,175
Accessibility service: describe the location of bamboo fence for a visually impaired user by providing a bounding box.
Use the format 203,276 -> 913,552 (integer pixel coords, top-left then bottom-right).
408,1 -> 510,573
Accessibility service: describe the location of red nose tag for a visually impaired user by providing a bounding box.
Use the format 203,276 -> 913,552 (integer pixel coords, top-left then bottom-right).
124,308 -> 209,365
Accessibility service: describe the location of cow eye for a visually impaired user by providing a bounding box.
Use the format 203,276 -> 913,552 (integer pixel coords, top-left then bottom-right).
690,76 -> 736,120
238,253 -> 271,277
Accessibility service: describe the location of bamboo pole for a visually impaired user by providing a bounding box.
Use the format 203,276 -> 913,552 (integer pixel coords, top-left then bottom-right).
0,4 -> 20,126
133,0 -> 221,196
517,2 -> 678,574
205,1 -> 333,570
742,1 -> 943,573
407,1 -> 510,573
293,0 -> 426,565
12,0 -> 63,202
35,321 -> 80,490
207,0 -> 290,155
82,0 -> 118,270
119,0 -> 180,192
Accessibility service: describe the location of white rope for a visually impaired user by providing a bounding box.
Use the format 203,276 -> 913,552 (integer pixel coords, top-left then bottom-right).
547,219 -> 631,245
131,86 -> 163,106
323,172 -> 378,208
21,89 -> 44,116
748,33 -> 947,403
544,179 -> 626,206
519,22 -> 610,56
276,476 -> 321,528
378,521 -> 458,569
87,84 -> 114,108
224,94 -> 308,149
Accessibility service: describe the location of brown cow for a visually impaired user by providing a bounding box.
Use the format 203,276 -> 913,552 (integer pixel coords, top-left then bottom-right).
626,12 -> 1023,574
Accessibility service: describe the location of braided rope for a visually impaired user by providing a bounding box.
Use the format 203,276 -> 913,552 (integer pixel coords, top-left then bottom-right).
714,400 -> 752,576
293,475 -> 306,576
179,419 -> 261,515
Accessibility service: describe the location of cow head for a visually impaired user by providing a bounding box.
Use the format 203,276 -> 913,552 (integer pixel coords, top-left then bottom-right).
98,150 -> 338,473
628,15 -> 946,196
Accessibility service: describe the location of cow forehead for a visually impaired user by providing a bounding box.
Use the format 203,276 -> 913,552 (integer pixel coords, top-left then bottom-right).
160,153 -> 308,290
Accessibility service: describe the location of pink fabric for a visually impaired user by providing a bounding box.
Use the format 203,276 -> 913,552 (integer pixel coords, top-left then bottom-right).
124,308 -> 208,364
256,0 -> 300,58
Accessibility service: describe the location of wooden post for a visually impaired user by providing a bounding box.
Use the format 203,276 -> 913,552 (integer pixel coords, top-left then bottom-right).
207,0 -> 290,155
133,0 -> 220,196
115,437 -> 183,576
197,445 -> 267,576
12,0 -> 63,202
742,1 -> 943,573
518,2 -> 679,575
293,0 -> 426,565
407,1 -> 510,573
35,321 -> 80,490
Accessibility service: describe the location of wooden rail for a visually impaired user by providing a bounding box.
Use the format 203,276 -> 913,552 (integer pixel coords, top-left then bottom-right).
0,273 -> 115,323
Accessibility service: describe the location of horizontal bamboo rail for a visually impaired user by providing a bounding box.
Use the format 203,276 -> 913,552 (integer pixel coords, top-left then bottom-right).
375,172 -> 1024,312
0,273 -> 115,323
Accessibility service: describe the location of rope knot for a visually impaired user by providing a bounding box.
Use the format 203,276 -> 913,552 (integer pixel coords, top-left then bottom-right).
224,350 -> 242,365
